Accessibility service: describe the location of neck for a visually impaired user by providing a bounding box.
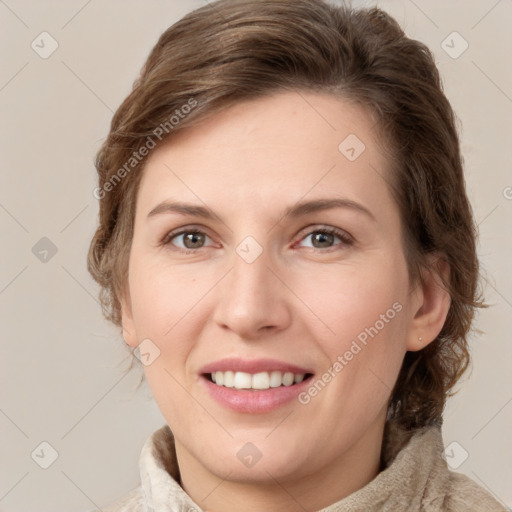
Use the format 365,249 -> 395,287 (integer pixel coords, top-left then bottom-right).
175,412 -> 387,512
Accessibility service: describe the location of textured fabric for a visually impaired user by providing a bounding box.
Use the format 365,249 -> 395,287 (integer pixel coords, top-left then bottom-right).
101,422 -> 506,512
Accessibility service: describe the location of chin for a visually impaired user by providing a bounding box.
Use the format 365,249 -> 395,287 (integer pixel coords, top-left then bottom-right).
194,433 -> 314,484
210,453 -> 308,485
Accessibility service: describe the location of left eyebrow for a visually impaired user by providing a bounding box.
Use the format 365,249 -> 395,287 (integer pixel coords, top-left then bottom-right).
283,198 -> 375,222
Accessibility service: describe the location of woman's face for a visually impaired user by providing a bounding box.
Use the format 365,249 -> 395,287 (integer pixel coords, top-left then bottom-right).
122,92 -> 423,486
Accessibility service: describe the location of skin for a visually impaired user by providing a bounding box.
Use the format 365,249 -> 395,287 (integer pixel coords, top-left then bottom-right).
121,91 -> 451,512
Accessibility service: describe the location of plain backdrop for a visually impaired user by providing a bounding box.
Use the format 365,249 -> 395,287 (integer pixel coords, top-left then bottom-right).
1,1 -> 511,511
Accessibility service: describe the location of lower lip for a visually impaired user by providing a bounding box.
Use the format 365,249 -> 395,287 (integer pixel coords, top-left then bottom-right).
201,376 -> 312,413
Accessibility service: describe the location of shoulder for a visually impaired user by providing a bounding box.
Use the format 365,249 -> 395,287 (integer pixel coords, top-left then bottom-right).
381,422 -> 507,512
437,471 -> 507,512
100,487 -> 144,512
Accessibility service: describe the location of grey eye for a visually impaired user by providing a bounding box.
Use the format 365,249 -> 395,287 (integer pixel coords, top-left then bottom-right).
299,230 -> 342,249
171,231 -> 211,249
310,232 -> 336,248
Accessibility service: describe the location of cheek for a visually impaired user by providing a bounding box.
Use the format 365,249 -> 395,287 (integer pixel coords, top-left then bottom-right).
127,255 -> 216,404
128,255 -> 208,338
290,260 -> 409,353
291,257 -> 409,415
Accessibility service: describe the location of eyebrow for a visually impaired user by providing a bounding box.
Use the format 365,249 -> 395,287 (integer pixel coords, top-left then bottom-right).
147,198 -> 375,222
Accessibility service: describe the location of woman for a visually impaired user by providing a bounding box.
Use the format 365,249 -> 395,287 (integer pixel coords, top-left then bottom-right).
88,0 -> 505,510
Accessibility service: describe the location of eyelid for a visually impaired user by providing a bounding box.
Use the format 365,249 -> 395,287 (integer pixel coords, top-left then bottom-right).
293,224 -> 354,247
296,224 -> 355,242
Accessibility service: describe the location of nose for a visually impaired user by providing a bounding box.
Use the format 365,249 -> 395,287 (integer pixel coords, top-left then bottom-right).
212,246 -> 292,340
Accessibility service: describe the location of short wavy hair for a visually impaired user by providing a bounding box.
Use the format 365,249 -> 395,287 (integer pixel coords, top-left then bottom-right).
88,0 -> 483,430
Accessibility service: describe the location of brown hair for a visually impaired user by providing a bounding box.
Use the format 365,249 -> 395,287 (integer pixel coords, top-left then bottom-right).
88,0 -> 483,430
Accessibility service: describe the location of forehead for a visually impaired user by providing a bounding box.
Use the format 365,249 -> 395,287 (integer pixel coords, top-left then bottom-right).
137,91 -> 393,219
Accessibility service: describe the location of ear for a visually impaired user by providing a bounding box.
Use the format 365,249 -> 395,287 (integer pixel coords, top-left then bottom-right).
120,287 -> 139,349
406,254 -> 451,351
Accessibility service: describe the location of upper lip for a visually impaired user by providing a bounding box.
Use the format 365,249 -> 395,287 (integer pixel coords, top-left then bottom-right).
199,358 -> 313,375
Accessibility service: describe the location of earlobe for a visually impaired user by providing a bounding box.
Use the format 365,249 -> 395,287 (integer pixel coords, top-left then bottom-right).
406,255 -> 451,352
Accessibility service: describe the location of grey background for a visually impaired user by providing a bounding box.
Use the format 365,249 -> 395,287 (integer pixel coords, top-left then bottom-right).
0,1 -> 511,510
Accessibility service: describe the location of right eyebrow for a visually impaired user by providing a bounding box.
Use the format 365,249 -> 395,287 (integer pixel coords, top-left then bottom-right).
147,201 -> 216,220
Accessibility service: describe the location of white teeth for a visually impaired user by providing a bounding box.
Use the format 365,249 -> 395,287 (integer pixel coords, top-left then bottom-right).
233,371 -> 252,389
209,370 -> 307,390
269,371 -> 282,388
252,372 -> 270,390
282,372 -> 294,386
223,370 -> 235,388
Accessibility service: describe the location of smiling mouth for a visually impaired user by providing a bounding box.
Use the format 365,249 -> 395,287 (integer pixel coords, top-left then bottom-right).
203,370 -> 314,390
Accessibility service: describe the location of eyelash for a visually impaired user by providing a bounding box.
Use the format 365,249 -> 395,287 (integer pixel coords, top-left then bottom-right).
161,226 -> 354,254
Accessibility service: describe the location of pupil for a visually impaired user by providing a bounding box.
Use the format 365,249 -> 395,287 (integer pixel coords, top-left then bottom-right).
184,232 -> 204,248
313,232 -> 333,248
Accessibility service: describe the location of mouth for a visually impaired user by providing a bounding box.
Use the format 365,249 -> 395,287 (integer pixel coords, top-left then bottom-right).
198,358 -> 315,413
203,370 -> 314,390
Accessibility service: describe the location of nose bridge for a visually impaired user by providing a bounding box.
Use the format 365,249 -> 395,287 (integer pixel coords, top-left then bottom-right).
231,245 -> 271,303
212,241 -> 291,338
